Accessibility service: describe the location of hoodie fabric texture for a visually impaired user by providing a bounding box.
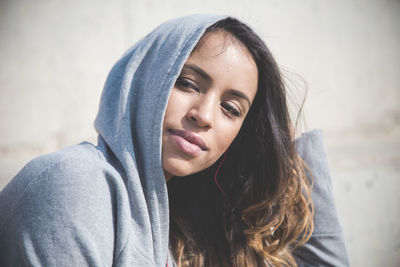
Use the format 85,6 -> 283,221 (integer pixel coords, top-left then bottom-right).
0,14 -> 349,266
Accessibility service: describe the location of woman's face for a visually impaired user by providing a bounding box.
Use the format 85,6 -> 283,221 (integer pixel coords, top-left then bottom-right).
162,31 -> 258,181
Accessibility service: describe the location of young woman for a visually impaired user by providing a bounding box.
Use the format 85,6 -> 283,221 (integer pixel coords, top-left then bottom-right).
0,14 -> 348,266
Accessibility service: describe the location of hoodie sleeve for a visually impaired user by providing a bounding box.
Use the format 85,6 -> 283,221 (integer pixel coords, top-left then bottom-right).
293,130 -> 350,267
0,148 -> 117,267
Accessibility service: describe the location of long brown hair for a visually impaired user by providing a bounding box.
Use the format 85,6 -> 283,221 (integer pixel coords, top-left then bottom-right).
168,17 -> 313,266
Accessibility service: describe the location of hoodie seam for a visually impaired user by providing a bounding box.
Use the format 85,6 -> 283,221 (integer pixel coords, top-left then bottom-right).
114,225 -> 154,265
90,143 -> 153,264
308,231 -> 345,238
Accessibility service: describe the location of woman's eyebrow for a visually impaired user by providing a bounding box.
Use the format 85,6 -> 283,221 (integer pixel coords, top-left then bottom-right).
227,89 -> 251,107
183,63 -> 251,106
183,63 -> 212,81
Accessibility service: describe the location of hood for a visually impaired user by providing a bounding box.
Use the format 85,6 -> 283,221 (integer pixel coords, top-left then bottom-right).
94,14 -> 226,265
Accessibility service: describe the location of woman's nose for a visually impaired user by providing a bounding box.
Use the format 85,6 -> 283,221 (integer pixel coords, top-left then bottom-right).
187,96 -> 215,129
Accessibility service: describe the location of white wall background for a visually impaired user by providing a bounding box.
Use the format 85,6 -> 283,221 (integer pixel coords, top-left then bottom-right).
1,0 -> 399,266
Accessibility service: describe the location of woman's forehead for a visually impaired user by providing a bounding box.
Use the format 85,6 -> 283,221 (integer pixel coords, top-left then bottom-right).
188,31 -> 257,78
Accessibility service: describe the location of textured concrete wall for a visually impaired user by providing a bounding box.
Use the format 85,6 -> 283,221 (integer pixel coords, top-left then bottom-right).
1,0 -> 399,266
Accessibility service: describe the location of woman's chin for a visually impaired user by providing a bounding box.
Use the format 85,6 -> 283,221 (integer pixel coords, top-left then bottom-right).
162,158 -> 200,181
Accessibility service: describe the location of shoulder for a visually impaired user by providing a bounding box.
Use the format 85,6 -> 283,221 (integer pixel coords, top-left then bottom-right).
20,142 -> 109,179
4,142 -> 119,191
294,129 -> 332,182
2,143 -> 112,204
293,130 -> 350,266
0,143 -> 127,265
0,142 -> 125,224
294,129 -> 324,156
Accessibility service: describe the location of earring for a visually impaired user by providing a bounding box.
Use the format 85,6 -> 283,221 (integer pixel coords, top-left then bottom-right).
214,152 -> 227,197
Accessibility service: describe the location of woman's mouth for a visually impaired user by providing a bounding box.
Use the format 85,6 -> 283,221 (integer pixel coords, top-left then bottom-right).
168,129 -> 208,156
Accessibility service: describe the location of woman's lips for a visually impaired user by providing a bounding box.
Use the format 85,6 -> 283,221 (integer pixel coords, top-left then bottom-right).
169,129 -> 208,156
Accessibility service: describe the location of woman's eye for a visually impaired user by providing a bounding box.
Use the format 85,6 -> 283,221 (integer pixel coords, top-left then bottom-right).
221,102 -> 241,117
175,77 -> 199,92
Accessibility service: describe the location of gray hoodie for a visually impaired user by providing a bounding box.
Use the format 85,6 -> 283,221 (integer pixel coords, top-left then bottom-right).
0,14 -> 348,266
